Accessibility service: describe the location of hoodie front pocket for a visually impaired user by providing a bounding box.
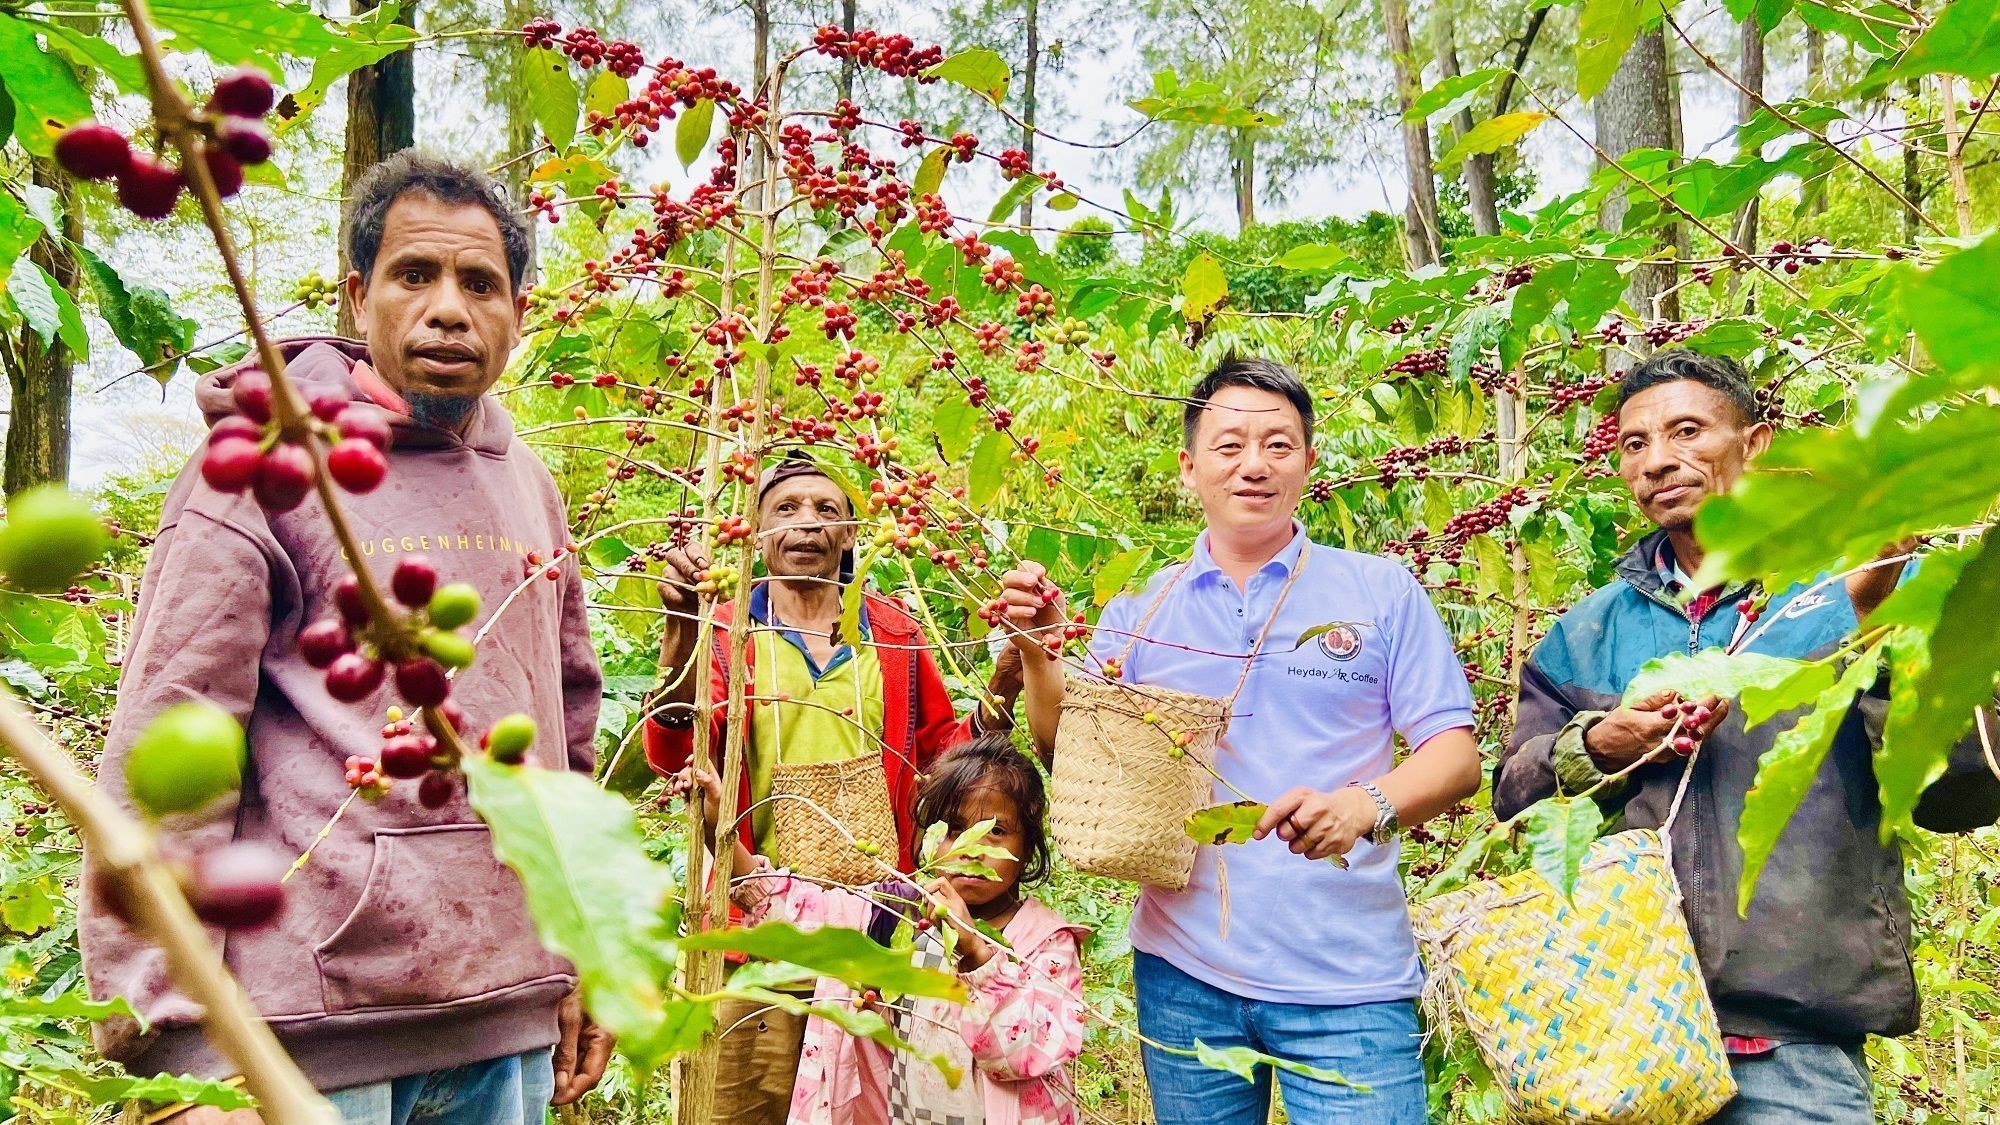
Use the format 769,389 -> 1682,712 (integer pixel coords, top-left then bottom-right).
315,823 -> 570,1014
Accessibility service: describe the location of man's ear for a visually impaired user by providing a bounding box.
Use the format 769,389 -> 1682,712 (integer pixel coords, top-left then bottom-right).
343,270 -> 367,319
1745,420 -> 1774,460
1178,447 -> 1195,492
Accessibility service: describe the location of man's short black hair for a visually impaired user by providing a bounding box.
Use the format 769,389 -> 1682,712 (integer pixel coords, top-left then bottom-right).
1616,348 -> 1758,423
1181,355 -> 1315,449
344,150 -> 533,294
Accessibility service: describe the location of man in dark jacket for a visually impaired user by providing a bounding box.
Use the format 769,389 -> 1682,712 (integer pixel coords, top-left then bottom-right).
1496,348 -> 2000,1122
83,152 -> 610,1122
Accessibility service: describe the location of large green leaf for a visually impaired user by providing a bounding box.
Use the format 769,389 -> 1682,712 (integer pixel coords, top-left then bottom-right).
676,98 -> 716,169
682,921 -> 966,1001
926,47 -> 1009,103
1882,0 -> 2000,84
1128,70 -> 1282,128
1902,232 -> 2000,385
912,146 -> 950,198
69,1071 -> 256,1109
1624,650 -> 1819,707
5,256 -> 61,345
1439,112 -> 1547,169
934,394 -> 983,462
968,431 -> 1011,508
0,988 -> 136,1022
75,245 -> 197,377
287,3 -> 421,121
461,755 -> 695,1069
1273,243 -> 1349,271
1737,648 -> 1878,914
1517,796 -> 1604,901
1693,407 -> 2000,591
1403,67 -> 1505,122
0,15 -> 94,155
1094,546 -> 1152,606
150,0 -> 341,70
1192,1040 -> 1361,1089
33,18 -> 147,94
1185,800 -> 1263,846
1577,0 -> 1663,101
524,46 -> 580,154
987,174 -> 1046,224
1181,252 -> 1227,322
0,193 -> 43,283
1877,534 -> 2000,839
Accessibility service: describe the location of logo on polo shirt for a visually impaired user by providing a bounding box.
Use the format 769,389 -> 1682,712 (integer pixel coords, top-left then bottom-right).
1318,623 -> 1364,662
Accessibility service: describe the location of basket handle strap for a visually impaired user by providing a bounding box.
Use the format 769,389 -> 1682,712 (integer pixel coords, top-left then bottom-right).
1114,561 -> 1192,667
1659,729 -> 1704,836
1225,543 -> 1312,706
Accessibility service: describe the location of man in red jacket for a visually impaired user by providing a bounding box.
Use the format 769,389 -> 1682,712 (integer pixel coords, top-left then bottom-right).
646,455 -> 1021,1125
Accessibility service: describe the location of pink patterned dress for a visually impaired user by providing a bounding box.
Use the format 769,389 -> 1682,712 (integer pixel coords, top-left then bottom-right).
733,860 -> 1089,1125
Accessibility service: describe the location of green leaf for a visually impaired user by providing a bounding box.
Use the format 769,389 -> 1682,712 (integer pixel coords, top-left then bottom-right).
968,431 -> 1010,508
1878,535 -> 2000,839
461,755 -> 695,1069
934,394 -> 983,462
1882,0 -> 2000,84
1903,232 -> 2000,379
1693,407 -> 2000,591
1738,658 -> 1840,728
0,193 -> 43,281
75,245 -> 196,376
1273,243 -> 1349,271
1185,800 -> 1264,846
1403,67 -> 1505,122
1181,251 -> 1227,323
925,47 -> 1009,103
1192,1041 -> 1362,1089
1094,547 -> 1152,606
1128,71 -> 1283,128
1046,191 -> 1079,211
987,174 -> 1046,224
1724,0 -> 1793,34
585,70 -> 629,119
0,988 -> 136,1023
912,147 -> 950,198
5,256 -> 60,345
0,15 -> 95,154
1517,796 -> 1604,901
285,4 -> 419,121
683,921 -> 966,1001
1577,0 -> 1662,101
32,18 -> 147,95
151,0 -> 342,68
69,1071 -> 255,1109
730,984 -> 963,1086
523,46 -> 580,154
1439,112 -> 1547,169
1737,648 -> 1879,914
1624,650 -> 1820,707
676,98 -> 716,169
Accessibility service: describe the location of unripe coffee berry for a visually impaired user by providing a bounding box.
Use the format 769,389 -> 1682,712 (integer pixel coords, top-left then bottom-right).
426,583 -> 482,630
420,629 -> 476,670
124,701 -> 245,818
484,713 -> 537,764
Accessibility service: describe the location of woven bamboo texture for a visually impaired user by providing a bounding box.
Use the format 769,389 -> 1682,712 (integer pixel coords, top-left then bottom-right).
1049,675 -> 1225,890
768,753 -> 897,886
1411,830 -> 1736,1124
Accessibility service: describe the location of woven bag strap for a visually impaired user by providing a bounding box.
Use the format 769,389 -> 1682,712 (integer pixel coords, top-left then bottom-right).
1659,732 -> 1704,837
1110,543 -> 1313,708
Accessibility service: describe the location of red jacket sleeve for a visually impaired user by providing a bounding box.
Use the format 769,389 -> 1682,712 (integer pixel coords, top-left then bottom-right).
910,628 -> 977,770
644,625 -> 728,777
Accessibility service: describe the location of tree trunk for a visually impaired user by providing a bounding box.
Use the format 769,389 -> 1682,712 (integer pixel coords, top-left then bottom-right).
1729,15 -> 1763,308
1594,25 -> 1679,327
1805,25 -> 1827,215
1230,128 -> 1257,231
4,160 -> 80,495
1380,0 -> 1439,266
336,0 -> 416,336
743,0 -> 771,212
1019,0 -> 1039,229
1436,13 -> 1497,237
1903,79 -> 1922,244
836,0 -> 857,102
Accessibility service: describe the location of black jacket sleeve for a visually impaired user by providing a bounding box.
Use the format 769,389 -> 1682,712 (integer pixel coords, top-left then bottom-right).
1912,702 -> 2000,834
1494,657 -> 1575,822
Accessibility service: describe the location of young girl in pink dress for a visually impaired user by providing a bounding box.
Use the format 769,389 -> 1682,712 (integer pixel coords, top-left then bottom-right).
674,734 -> 1089,1125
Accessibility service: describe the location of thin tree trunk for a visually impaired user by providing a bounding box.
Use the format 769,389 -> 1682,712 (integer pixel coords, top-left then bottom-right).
1436,13 -> 1497,237
743,0 -> 771,212
836,0 -> 857,102
1729,15 -> 1764,308
1904,79 -> 1922,244
4,160 -> 80,495
1019,0 -> 1039,229
1595,26 -> 1679,330
1231,128 -> 1257,231
1381,0 -> 1438,266
1805,25 -> 1827,215
336,0 -> 416,335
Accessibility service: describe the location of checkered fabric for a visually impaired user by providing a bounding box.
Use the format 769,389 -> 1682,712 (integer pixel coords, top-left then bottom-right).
887,931 -> 985,1125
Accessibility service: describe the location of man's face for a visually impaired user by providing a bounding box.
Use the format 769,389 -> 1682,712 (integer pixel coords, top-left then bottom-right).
1179,384 -> 1316,539
1615,380 -> 1772,533
346,193 -> 524,419
758,475 -> 855,581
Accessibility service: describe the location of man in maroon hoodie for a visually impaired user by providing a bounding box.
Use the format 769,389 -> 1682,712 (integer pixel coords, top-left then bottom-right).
82,151 -> 611,1123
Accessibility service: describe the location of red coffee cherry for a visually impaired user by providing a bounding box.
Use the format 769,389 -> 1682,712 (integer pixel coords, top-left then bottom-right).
324,652 -> 385,702
332,575 -> 370,627
187,842 -> 287,928
215,117 -> 273,165
232,370 -> 274,424
333,405 -> 391,451
117,152 -> 185,220
201,438 -> 262,493
417,770 -> 455,809
379,734 -> 436,780
54,122 -> 132,181
251,443 -> 315,512
298,618 -> 354,668
327,439 -> 387,493
208,69 -> 276,119
393,656 -> 450,707
390,556 -> 438,608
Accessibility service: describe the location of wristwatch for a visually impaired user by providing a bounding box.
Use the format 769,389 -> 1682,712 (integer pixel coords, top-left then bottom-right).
1349,781 -> 1399,846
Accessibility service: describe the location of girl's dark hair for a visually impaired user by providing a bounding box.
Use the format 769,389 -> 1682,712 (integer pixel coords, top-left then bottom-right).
912,733 -> 1052,886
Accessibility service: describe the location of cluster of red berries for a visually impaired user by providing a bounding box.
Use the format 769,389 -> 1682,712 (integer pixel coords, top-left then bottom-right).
1385,346 -> 1449,378
56,69 -> 276,219
1658,696 -> 1714,756
1582,413 -> 1621,461
1374,435 -> 1475,484
200,372 -> 392,511
1439,486 -> 1534,544
1548,374 -> 1613,408
1599,317 -> 1707,348
810,26 -> 946,79
300,556 -> 481,719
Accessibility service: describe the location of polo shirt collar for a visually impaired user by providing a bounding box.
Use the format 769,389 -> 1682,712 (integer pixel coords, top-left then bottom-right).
748,580 -> 871,679
1188,521 -> 1309,583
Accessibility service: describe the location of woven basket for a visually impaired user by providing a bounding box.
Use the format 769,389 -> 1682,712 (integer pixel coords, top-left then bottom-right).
768,753 -> 897,886
1049,675 -> 1226,890
1411,830 -> 1736,1124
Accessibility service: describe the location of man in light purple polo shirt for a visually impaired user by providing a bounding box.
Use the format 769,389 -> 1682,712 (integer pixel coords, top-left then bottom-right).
1001,357 -> 1480,1122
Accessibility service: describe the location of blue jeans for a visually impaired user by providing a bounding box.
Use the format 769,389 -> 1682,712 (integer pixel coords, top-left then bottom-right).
1134,951 -> 1427,1124
326,1048 -> 555,1125
1709,1043 -> 1873,1125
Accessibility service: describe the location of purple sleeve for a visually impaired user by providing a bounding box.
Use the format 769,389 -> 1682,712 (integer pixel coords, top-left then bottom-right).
556,547 -> 602,775
1385,577 -> 1476,747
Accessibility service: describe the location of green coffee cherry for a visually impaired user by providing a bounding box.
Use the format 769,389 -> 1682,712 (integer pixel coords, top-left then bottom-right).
125,702 -> 245,817
0,486 -> 109,592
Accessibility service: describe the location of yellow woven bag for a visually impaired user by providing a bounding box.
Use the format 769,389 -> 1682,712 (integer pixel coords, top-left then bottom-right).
1411,828 -> 1736,1124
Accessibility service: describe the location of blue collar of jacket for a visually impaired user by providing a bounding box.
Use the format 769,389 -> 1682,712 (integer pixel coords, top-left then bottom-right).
748,580 -> 872,680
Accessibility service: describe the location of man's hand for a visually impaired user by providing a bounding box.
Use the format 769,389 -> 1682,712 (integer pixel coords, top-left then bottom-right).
656,546 -> 710,617
552,988 -> 614,1107
1583,691 -> 1729,771
1846,537 -> 1918,624
1252,785 -> 1379,862
995,560 -> 1071,659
